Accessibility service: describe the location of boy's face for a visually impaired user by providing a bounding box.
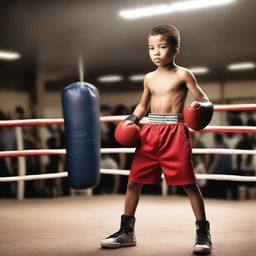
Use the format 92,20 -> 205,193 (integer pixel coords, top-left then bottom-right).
148,34 -> 179,67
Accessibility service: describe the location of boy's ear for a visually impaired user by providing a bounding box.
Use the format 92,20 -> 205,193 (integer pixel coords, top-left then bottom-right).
175,44 -> 181,54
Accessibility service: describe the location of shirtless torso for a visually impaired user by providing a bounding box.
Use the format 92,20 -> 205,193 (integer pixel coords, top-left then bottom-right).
133,65 -> 208,119
147,67 -> 188,114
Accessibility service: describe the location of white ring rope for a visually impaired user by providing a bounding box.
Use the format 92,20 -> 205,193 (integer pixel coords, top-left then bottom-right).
0,170 -> 255,182
103,148 -> 256,155
0,148 -> 256,157
99,170 -> 256,182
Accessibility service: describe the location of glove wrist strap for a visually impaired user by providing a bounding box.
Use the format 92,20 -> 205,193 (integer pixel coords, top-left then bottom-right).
199,99 -> 213,109
125,114 -> 140,125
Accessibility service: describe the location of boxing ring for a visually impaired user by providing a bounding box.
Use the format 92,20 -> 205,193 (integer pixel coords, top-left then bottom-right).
0,103 -> 256,200
0,104 -> 256,256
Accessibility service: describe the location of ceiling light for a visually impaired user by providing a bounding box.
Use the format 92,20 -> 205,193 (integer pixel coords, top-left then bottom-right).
227,62 -> 255,71
0,50 -> 21,60
129,74 -> 145,82
171,0 -> 235,12
97,75 -> 123,83
119,0 -> 235,19
189,67 -> 209,74
120,5 -> 170,19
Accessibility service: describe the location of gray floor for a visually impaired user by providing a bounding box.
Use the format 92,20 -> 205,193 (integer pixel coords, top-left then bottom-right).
0,195 -> 255,256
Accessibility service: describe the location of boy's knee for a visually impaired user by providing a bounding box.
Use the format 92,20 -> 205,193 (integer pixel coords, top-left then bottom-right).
183,183 -> 198,193
127,181 -> 143,191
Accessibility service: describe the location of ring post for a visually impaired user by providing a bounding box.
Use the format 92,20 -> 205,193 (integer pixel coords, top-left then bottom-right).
15,126 -> 26,200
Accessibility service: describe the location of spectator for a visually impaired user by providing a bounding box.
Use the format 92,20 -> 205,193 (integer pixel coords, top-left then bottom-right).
208,133 -> 236,199
94,154 -> 119,195
23,126 -> 42,197
0,110 -> 13,198
47,124 -> 70,197
111,105 -> 130,194
45,137 -> 62,197
235,134 -> 253,170
227,111 -> 243,126
246,111 -> 256,126
0,111 -> 17,197
191,133 -> 208,190
14,106 -> 25,119
225,110 -> 242,175
235,134 -> 255,199
94,105 -> 120,194
100,105 -> 113,147
17,107 -> 42,197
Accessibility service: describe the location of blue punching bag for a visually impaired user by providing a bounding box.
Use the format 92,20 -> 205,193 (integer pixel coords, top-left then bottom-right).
61,82 -> 100,189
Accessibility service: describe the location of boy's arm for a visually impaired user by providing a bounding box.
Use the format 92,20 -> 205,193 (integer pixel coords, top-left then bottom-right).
183,69 -> 209,102
125,75 -> 151,123
182,69 -> 213,130
115,76 -> 150,146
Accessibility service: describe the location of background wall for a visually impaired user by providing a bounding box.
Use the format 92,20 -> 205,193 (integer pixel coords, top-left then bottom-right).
1,79 -> 255,122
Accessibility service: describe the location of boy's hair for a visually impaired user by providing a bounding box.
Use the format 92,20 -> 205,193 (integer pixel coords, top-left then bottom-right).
149,24 -> 180,47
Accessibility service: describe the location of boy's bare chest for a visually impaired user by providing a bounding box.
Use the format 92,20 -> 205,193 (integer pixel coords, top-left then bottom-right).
147,74 -> 185,96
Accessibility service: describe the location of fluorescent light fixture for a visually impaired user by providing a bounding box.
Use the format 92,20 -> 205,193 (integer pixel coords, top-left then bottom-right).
119,0 -> 235,19
120,5 -> 170,19
129,74 -> 145,82
189,67 -> 209,74
171,0 -> 234,12
97,75 -> 123,83
227,62 -> 255,71
0,50 -> 21,60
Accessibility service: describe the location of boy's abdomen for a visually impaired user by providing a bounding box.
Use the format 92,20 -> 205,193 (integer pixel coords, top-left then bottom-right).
150,89 -> 187,114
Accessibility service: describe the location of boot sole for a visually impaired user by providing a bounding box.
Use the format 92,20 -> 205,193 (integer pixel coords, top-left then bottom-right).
193,247 -> 212,254
101,241 -> 136,249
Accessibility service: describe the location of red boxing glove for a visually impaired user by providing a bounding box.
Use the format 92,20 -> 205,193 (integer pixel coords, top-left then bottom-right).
115,115 -> 141,146
184,99 -> 213,131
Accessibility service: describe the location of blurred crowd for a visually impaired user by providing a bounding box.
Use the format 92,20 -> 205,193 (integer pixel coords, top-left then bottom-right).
0,106 -> 69,198
0,106 -> 255,199
192,111 -> 256,200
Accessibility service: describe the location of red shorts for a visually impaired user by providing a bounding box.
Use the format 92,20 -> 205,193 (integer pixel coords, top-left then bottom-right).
129,114 -> 196,186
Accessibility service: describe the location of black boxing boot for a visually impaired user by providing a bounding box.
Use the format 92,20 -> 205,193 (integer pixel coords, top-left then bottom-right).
193,220 -> 212,254
101,215 -> 136,248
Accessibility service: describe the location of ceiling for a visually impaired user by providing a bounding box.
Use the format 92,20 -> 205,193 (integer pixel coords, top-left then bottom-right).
0,0 -> 256,85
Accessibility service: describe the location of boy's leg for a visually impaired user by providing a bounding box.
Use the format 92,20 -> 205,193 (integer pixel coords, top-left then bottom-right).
101,181 -> 143,248
124,181 -> 143,216
183,183 -> 206,220
183,184 -> 212,254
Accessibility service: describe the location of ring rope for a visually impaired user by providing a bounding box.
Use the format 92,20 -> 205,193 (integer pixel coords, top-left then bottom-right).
0,117 -> 255,133
202,126 -> 256,133
213,104 -> 256,111
0,170 -> 255,182
0,119 -> 63,127
0,148 -> 256,157
0,102 -> 256,127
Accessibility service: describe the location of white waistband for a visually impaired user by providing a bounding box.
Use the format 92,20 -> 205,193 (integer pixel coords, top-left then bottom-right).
148,113 -> 184,124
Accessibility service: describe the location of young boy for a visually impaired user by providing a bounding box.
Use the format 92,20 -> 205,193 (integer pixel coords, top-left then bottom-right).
101,24 -> 212,254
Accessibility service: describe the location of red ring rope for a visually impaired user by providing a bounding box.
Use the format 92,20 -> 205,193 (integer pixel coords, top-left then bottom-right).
0,104 -> 255,126
213,104 -> 256,111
